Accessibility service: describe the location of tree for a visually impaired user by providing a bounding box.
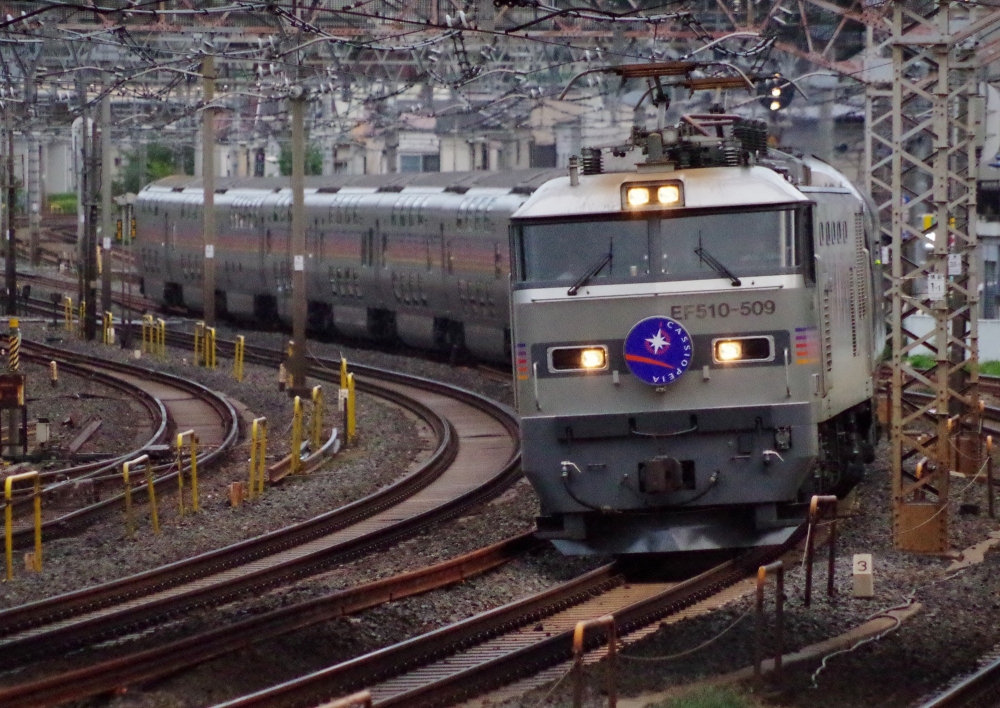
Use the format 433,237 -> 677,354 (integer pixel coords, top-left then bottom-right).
279,142 -> 324,176
115,142 -> 194,194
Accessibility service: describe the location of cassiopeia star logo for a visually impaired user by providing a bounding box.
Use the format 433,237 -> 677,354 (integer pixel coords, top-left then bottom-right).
644,328 -> 670,355
623,316 -> 693,385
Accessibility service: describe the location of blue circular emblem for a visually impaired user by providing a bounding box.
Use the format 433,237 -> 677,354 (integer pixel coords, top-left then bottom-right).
623,316 -> 693,386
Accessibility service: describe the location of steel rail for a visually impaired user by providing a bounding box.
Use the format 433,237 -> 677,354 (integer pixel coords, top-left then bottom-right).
0,379 -> 453,664
213,530 -> 805,708
0,341 -> 520,674
4,340 -> 239,545
0,533 -> 541,708
913,654 -> 1000,708
19,349 -> 169,480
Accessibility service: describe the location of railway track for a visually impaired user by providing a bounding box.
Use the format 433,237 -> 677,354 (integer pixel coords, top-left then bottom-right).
5,341 -> 238,542
207,533 -> 803,708
0,533 -> 541,708
914,652 -> 1000,708
0,336 -> 521,674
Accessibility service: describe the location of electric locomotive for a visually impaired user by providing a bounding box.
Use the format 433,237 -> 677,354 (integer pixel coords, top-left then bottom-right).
510,115 -> 883,555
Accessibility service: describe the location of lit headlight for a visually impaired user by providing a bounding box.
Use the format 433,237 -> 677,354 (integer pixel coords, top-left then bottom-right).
712,336 -> 774,363
716,340 -> 743,362
621,181 -> 684,210
549,345 -> 609,372
580,348 -> 606,369
657,185 -> 680,204
626,187 -> 650,207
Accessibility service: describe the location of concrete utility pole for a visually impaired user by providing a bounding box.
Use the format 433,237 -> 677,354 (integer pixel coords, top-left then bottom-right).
202,55 -> 216,326
101,91 -> 113,317
288,90 -> 307,393
27,76 -> 40,268
84,117 -> 98,341
5,101 -> 16,317
76,79 -> 87,316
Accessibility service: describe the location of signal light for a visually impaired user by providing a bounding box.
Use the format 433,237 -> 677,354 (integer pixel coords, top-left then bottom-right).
757,73 -> 794,112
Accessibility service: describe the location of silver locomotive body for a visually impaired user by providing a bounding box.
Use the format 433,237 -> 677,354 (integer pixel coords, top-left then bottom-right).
510,160 -> 882,555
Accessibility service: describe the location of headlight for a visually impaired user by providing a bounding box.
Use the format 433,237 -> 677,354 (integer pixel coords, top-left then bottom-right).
716,340 -> 743,362
549,346 -> 608,372
657,185 -> 680,204
621,180 -> 684,210
626,187 -> 650,207
712,336 -> 773,363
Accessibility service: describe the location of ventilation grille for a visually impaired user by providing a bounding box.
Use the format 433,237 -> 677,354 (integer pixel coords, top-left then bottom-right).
854,213 -> 868,323
850,267 -> 858,357
822,286 -> 833,373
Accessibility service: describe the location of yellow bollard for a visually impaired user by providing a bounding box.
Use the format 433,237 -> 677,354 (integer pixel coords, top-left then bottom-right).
347,372 -> 356,445
340,356 -> 348,390
291,396 -> 303,474
63,296 -> 73,331
78,301 -> 85,336
278,363 -> 287,391
141,314 -> 153,353
234,335 -> 245,382
249,417 -> 267,499
194,322 -> 205,366
5,472 -> 41,581
7,321 -> 19,372
311,385 -> 323,450
102,311 -> 113,345
571,616 -> 617,708
207,327 -> 217,368
122,455 -> 160,539
156,318 -> 166,357
176,430 -> 200,515
50,361 -> 58,388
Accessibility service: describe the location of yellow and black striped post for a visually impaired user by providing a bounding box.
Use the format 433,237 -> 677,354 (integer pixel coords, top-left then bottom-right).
7,318 -> 19,372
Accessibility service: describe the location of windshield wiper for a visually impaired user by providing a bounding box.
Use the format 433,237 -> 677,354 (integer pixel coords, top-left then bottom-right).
567,251 -> 612,295
694,244 -> 742,286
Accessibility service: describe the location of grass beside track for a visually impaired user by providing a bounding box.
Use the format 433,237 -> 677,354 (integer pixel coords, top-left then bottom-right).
650,686 -> 763,708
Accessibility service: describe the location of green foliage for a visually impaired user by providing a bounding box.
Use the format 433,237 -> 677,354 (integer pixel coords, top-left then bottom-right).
278,142 -> 324,176
115,143 -> 194,194
47,192 -> 77,214
907,354 -> 935,371
980,361 -> 1000,377
649,686 -> 761,708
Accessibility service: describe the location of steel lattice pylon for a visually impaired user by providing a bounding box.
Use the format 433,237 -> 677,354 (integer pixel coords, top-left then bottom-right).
867,0 -> 993,553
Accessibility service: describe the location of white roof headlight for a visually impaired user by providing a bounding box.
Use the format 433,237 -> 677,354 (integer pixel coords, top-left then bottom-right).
626,187 -> 650,207
621,181 -> 684,210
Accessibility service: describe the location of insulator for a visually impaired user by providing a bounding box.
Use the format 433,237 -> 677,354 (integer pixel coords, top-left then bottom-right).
581,147 -> 603,175
723,141 -> 740,166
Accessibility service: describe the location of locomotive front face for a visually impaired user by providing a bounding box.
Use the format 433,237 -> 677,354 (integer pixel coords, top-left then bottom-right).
510,167 -> 835,555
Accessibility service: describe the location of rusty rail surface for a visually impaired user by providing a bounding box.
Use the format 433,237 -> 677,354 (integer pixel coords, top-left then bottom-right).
211,530 -> 805,708
5,341 -> 238,544
913,655 -> 1000,708
0,336 -> 520,674
0,533 -> 540,708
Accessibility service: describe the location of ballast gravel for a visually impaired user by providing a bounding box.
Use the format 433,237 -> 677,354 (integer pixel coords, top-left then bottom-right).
4,318 -> 1000,708
502,437 -> 1000,708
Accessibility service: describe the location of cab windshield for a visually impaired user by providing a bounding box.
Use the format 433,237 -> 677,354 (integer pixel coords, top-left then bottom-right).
514,205 -> 810,287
